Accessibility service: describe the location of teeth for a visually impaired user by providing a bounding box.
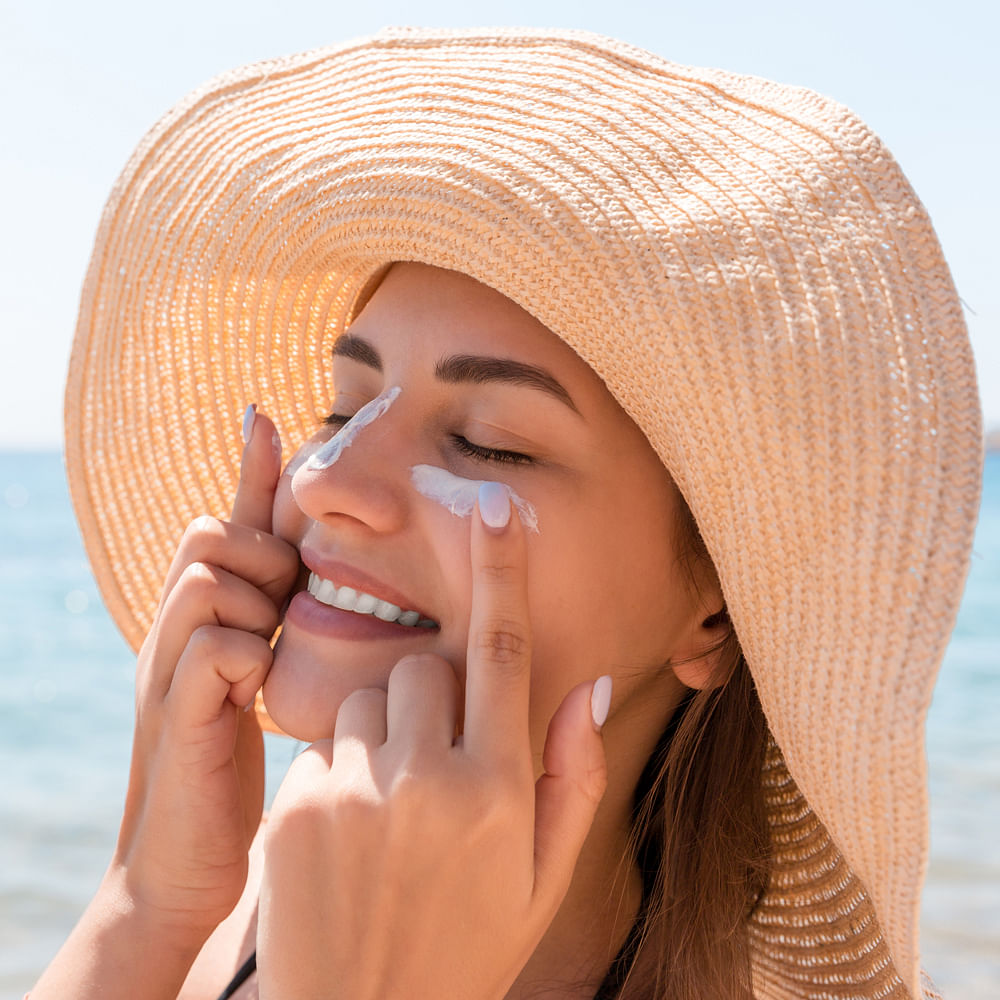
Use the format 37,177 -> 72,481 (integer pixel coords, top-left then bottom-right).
374,599 -> 401,621
332,585 -> 358,611
307,572 -> 434,628
354,592 -> 378,615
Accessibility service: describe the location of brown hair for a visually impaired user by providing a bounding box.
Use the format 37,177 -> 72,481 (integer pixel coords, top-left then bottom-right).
604,501 -> 772,999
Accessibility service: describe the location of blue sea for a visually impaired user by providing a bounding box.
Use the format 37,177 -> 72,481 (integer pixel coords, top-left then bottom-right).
1,452 -> 997,998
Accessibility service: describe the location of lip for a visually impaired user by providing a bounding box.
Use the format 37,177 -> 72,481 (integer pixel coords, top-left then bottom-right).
297,548 -> 436,624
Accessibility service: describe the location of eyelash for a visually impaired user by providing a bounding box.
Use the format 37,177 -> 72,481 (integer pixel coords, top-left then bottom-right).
321,414 -> 532,466
450,435 -> 532,466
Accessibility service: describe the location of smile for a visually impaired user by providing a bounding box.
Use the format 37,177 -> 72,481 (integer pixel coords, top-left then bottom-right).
306,572 -> 438,629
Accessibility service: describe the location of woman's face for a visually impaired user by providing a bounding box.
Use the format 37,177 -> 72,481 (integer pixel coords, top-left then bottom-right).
266,263 -> 720,757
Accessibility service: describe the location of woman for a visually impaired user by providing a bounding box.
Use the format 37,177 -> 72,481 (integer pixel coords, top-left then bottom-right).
33,26 -> 981,1000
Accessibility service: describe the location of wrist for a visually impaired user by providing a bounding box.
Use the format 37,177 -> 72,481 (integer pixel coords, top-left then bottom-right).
29,867 -> 211,1000
99,862 -> 216,960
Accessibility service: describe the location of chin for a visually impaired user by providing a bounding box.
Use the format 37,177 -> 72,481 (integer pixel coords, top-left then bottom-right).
260,633 -> 391,742
261,675 -> 342,743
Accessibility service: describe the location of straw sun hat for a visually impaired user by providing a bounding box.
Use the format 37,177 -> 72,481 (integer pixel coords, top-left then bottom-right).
65,26 -> 981,1000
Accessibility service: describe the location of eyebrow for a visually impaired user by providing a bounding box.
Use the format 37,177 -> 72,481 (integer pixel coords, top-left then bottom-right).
332,334 -> 382,371
332,334 -> 579,413
435,355 -> 578,412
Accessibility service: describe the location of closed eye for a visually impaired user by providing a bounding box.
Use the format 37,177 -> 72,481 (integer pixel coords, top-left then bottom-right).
451,435 -> 532,466
322,414 -> 532,465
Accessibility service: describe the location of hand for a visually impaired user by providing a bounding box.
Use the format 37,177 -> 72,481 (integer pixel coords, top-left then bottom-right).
111,407 -> 299,944
257,484 -> 610,1000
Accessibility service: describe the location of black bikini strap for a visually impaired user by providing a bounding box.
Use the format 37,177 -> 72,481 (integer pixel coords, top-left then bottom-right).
213,951 -> 257,1000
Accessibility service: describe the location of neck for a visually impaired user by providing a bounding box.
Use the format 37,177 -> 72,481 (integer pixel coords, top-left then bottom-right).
511,771 -> 641,999
509,678 -> 687,999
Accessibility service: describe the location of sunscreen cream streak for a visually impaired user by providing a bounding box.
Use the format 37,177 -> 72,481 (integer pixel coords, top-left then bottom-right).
410,464 -> 540,533
306,386 -> 402,471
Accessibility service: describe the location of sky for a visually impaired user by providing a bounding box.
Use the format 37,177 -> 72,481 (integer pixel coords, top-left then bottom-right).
1,0 -> 997,448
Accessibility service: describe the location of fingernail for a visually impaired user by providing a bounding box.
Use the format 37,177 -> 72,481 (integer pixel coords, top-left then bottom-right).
591,675 -> 613,729
241,403 -> 257,445
478,481 -> 511,530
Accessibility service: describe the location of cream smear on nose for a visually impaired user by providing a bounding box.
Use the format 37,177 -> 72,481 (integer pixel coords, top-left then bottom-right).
285,386 -> 402,475
410,464 -> 540,533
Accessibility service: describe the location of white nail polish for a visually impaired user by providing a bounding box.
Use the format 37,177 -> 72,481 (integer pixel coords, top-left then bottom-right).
241,404 -> 257,445
590,675 -> 613,729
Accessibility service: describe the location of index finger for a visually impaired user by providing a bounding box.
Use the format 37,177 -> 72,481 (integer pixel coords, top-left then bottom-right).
463,482 -> 532,763
231,404 -> 282,531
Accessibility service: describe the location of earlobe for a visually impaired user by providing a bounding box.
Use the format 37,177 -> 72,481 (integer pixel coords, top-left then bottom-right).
671,605 -> 731,691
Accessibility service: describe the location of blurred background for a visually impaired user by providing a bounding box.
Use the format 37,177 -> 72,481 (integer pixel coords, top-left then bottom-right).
1,1 -> 997,996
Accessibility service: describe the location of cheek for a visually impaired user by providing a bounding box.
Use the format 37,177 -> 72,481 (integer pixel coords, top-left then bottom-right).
517,527 -> 601,738
521,497 -> 685,695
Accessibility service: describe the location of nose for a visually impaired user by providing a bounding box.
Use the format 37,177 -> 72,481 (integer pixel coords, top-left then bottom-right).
290,387 -> 411,534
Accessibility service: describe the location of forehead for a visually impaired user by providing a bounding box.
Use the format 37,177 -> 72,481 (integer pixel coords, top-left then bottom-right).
345,262 -> 590,377
339,262 -> 645,437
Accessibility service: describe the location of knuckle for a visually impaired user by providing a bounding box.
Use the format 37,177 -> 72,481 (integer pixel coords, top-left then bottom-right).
178,560 -> 221,596
387,767 -> 424,810
174,516 -> 227,569
385,767 -> 456,837
475,620 -> 529,666
336,687 -> 387,735
257,604 -> 280,638
330,790 -> 385,840
182,514 -> 224,549
389,652 -> 451,688
578,757 -> 609,808
191,513 -> 222,534
390,653 -> 428,682
478,560 -> 519,586
272,543 -> 302,583
341,686 -> 387,715
185,625 -> 227,663
268,786 -> 332,842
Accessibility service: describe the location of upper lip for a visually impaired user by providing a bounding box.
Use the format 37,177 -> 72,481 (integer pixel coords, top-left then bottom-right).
298,547 -> 435,621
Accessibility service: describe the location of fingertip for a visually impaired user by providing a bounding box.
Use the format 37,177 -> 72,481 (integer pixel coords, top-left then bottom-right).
232,406 -> 283,529
477,481 -> 512,531
542,680 -> 608,779
533,681 -> 607,901
240,408 -> 282,475
242,403 -> 258,445
590,675 -> 613,731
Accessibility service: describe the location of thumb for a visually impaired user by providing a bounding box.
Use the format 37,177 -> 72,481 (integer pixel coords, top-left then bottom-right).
231,404 -> 282,531
532,676 -> 610,909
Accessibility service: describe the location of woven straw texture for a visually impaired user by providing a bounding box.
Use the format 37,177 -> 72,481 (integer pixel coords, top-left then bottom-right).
64,27 -> 981,999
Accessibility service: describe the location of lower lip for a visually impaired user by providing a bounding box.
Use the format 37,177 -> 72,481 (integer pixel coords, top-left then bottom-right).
284,591 -> 437,641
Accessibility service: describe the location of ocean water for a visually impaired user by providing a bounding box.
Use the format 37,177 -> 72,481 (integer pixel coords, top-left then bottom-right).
0,452 -> 997,998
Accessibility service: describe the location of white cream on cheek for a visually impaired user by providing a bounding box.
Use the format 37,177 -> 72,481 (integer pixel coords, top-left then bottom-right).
410,464 -> 540,533
281,386 -> 402,478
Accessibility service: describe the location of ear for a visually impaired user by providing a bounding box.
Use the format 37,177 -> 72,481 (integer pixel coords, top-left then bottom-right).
670,579 -> 730,691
